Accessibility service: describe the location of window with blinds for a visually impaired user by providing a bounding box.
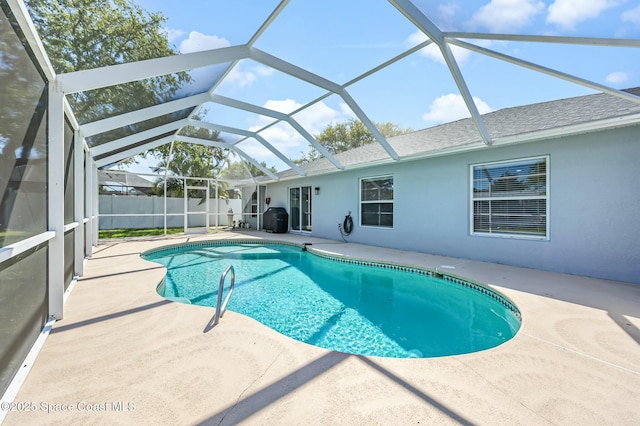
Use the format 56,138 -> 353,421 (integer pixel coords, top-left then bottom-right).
471,156 -> 548,239
360,176 -> 393,228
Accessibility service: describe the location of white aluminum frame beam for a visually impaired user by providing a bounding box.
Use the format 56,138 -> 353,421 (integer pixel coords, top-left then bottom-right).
388,0 -> 444,44
286,119 -> 343,169
66,99 -> 88,271
449,39 -> 640,105
92,164 -> 98,246
253,134 -> 306,176
174,135 -> 233,150
341,89 -> 399,159
249,48 -> 398,160
343,39 -> 434,88
229,147 -> 279,181
175,136 -> 279,181
6,0 -> 56,81
193,1 -> 289,105
80,92 -> 211,137
57,45 -> 250,94
65,104 -> 91,258
89,118 -> 190,157
186,119 -> 306,176
440,42 -> 492,145
211,94 -> 288,120
95,135 -> 175,168
249,47 -> 343,93
73,128 -> 85,276
84,151 -> 94,258
63,97 -> 79,130
388,0 -> 492,145
48,85 -> 65,319
444,32 -> 640,48
209,95 -> 343,169
35,0 -> 640,192
189,120 -> 254,138
247,0 -> 290,46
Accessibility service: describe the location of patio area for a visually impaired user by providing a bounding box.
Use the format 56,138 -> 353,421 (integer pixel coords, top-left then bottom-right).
3,231 -> 639,425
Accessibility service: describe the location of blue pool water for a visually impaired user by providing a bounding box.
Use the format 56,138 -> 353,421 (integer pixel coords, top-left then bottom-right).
143,242 -> 521,358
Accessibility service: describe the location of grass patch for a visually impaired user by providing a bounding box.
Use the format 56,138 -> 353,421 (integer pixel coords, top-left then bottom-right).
99,227 -> 185,239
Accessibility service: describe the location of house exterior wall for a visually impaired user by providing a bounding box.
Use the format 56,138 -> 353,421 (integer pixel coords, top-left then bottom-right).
267,125 -> 640,284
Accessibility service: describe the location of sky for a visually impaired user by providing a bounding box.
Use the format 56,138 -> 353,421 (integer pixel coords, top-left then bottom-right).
125,0 -> 640,173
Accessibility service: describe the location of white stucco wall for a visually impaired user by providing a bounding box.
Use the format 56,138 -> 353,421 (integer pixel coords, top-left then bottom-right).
266,125 -> 640,284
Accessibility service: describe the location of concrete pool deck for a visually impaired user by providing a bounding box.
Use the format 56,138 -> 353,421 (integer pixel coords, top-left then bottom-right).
3,231 -> 639,425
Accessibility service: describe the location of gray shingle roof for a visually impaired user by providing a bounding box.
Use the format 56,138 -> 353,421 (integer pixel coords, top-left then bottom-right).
278,87 -> 640,179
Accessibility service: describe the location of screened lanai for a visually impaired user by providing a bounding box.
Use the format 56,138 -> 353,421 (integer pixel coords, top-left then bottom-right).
59,1 -> 640,174
2,0 -> 640,408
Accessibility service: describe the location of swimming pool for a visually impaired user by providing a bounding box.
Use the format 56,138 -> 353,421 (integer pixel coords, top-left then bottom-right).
143,240 -> 521,358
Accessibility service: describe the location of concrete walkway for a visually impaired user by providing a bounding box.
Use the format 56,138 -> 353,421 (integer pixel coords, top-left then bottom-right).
4,231 -> 640,425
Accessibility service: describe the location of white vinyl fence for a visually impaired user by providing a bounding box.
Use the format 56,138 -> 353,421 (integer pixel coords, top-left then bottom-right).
99,194 -> 242,230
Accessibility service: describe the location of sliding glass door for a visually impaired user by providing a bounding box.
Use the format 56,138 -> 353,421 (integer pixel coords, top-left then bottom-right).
289,186 -> 312,232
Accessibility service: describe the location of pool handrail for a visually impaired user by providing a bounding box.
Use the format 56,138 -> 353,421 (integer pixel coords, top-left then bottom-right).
212,264 -> 235,327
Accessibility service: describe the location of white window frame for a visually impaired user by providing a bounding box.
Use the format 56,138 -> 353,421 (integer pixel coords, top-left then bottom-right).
359,175 -> 394,229
470,156 -> 549,240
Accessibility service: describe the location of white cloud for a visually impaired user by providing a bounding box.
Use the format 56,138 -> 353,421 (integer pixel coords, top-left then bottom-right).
296,102 -> 351,136
224,66 -> 257,89
246,100 -> 352,159
255,66 -> 275,77
262,99 -> 303,115
472,0 -> 545,32
435,3 -> 461,31
178,31 -> 230,54
250,99 -> 350,135
621,5 -> 640,24
338,103 -> 357,119
605,71 -> 629,84
407,30 -> 428,46
422,93 -> 494,124
216,64 -> 275,91
163,28 -> 185,44
177,32 -> 276,91
407,31 -> 471,64
547,0 -> 620,30
240,123 -> 298,160
163,31 -> 236,95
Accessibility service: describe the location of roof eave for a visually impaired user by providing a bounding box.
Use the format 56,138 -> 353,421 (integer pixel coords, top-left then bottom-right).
491,113 -> 640,147
273,113 -> 640,182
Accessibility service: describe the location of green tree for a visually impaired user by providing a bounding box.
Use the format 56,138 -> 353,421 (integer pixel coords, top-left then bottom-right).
151,137 -> 230,201
25,0 -> 189,124
295,118 -> 412,164
148,112 -> 234,200
26,0 -> 235,186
